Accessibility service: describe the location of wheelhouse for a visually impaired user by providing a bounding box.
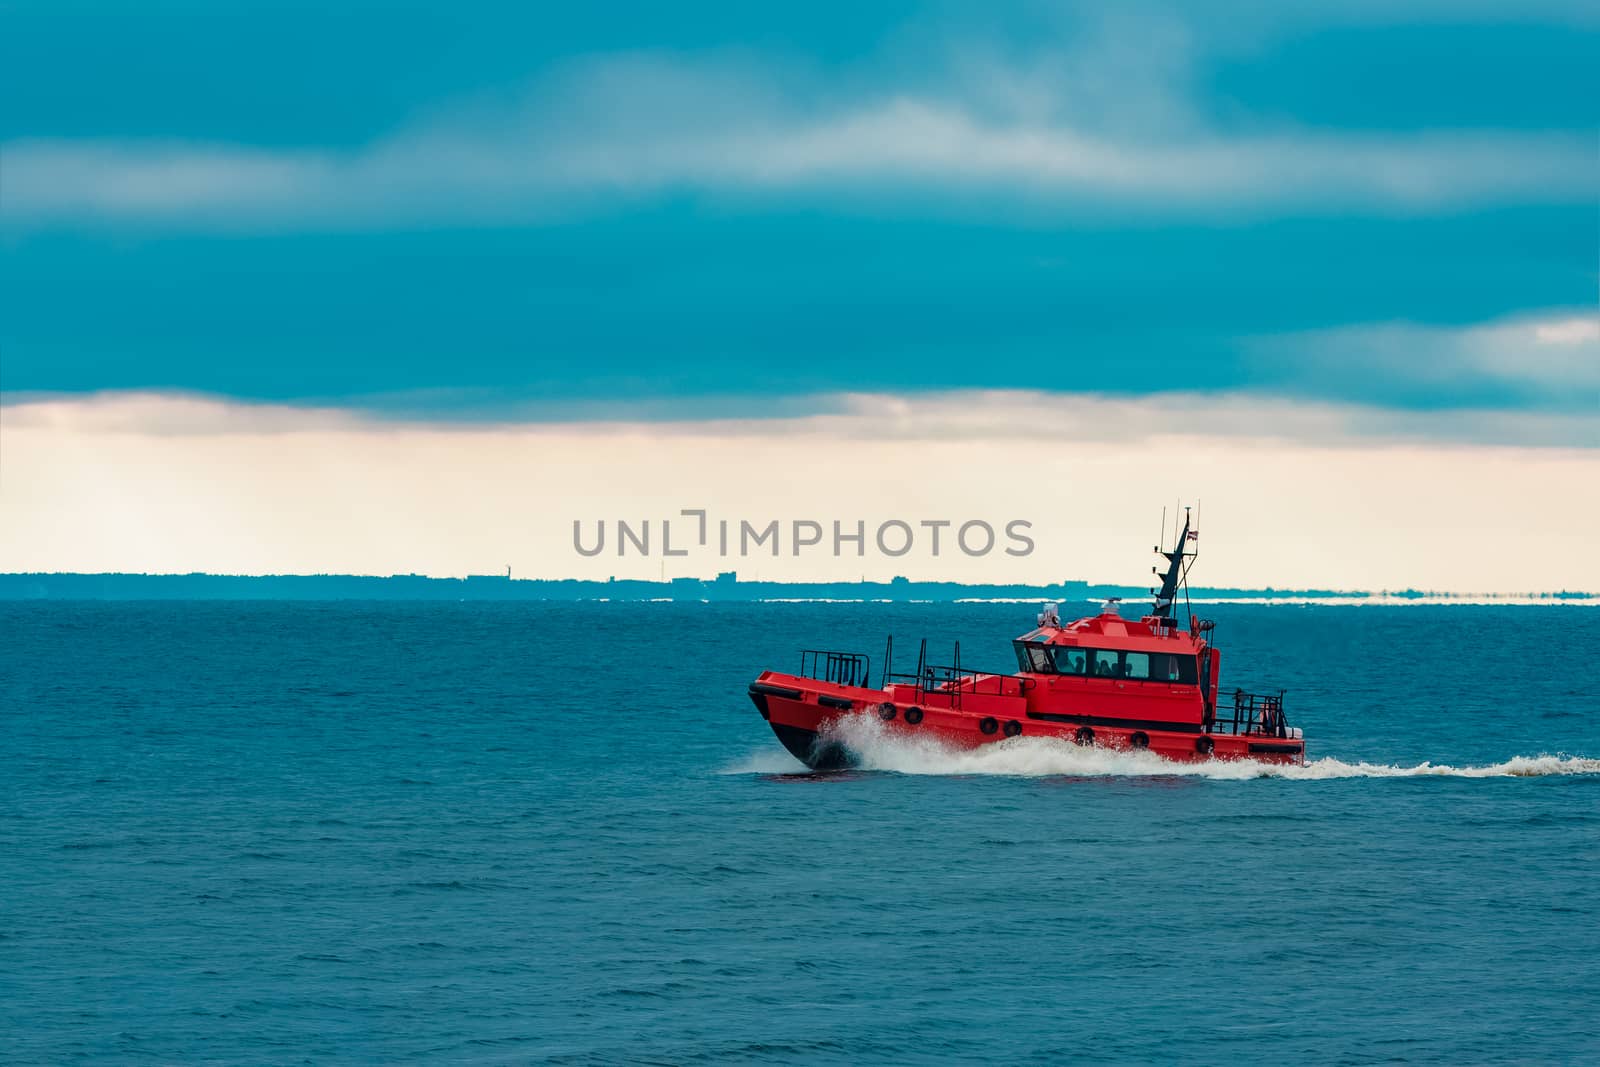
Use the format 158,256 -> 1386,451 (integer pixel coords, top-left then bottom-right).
1012,640 -> 1199,684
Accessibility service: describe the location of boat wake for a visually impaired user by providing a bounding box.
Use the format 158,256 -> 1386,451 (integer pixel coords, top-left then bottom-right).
726,714 -> 1600,781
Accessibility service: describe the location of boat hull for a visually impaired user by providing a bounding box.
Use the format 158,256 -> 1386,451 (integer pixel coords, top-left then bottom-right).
749,671 -> 1305,770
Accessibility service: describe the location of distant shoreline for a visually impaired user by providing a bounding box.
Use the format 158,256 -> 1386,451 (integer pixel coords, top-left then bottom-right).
1,573 -> 1593,603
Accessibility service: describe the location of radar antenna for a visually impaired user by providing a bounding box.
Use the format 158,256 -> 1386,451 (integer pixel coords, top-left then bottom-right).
1150,506 -> 1197,622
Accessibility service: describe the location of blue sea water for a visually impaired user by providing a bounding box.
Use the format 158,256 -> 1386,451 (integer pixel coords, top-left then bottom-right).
3,602 -> 1597,1064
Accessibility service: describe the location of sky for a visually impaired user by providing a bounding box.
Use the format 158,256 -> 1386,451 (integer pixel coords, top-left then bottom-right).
1,2 -> 1597,589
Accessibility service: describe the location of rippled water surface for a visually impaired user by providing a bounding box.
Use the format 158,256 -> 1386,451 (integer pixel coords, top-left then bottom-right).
4,602 -> 1598,1063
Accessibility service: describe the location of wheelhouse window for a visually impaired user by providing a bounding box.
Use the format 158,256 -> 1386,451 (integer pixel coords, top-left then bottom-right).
1013,641 -> 1056,674
1059,648 -> 1200,682
1148,652 -> 1199,684
1053,647 -> 1087,675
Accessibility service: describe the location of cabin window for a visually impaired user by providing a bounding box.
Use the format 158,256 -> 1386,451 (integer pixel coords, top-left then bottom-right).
1053,647 -> 1088,675
1014,642 -> 1056,673
1065,650 -> 1198,682
1149,652 -> 1199,684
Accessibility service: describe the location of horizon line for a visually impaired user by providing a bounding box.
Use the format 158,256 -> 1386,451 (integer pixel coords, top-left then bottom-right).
3,572 -> 1594,600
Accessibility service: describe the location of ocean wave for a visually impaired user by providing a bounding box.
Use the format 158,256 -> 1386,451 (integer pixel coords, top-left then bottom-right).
726,715 -> 1600,781
721,749 -> 818,775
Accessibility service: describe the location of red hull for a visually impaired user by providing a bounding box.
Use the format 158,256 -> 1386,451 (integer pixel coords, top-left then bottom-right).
749,670 -> 1305,769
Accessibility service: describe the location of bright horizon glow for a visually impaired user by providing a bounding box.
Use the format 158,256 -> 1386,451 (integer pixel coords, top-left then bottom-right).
3,391 -> 1595,593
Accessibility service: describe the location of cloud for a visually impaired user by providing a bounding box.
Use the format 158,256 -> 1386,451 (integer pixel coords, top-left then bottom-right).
1243,311 -> 1600,411
7,306 -> 1593,440
5,378 -> 1594,450
2,142 -> 331,219
3,50 -> 1594,230
1535,318 -> 1600,345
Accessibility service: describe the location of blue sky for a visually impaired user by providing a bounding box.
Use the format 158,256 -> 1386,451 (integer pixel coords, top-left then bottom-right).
2,1 -> 1596,419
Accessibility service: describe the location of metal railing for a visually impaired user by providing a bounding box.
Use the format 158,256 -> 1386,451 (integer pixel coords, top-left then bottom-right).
1208,688 -> 1291,737
882,636 -> 1032,709
798,649 -> 871,688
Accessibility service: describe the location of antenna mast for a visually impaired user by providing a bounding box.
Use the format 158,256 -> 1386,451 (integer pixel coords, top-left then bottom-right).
1150,503 -> 1195,622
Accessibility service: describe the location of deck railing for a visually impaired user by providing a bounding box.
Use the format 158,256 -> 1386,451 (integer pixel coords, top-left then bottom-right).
798,649 -> 871,688
882,636 -> 1032,709
886,664 -> 1032,709
1209,689 -> 1292,737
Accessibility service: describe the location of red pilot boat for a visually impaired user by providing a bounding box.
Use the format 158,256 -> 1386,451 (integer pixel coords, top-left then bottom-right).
747,510 -> 1305,768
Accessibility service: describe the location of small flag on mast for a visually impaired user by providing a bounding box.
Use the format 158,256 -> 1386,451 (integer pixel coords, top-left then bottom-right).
1187,530 -> 1199,541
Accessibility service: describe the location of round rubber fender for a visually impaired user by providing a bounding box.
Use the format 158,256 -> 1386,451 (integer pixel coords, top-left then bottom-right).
1196,736 -> 1215,756
1130,731 -> 1150,750
978,716 -> 999,735
1075,726 -> 1095,745
1002,720 -> 1023,738
904,706 -> 924,725
878,703 -> 897,721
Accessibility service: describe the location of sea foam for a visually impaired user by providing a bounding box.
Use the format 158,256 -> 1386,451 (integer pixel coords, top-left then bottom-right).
727,713 -> 1600,781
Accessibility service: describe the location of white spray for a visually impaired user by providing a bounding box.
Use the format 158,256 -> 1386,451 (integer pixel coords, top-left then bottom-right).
724,713 -> 1600,781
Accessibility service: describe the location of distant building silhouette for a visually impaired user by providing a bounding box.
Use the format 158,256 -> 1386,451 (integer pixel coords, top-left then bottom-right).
0,572 -> 1586,602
